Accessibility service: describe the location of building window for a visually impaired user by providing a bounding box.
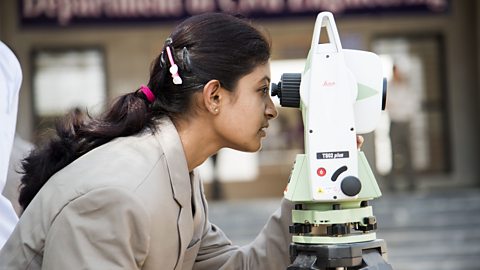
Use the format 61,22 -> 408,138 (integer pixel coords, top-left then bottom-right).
372,34 -> 451,181
31,48 -> 107,142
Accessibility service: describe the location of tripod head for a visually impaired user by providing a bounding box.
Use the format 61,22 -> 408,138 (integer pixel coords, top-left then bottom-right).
272,12 -> 392,269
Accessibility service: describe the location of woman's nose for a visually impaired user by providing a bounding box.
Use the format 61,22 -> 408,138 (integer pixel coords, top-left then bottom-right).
266,97 -> 278,120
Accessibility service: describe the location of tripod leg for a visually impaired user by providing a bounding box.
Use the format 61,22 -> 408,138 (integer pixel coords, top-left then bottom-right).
360,249 -> 393,270
287,254 -> 320,270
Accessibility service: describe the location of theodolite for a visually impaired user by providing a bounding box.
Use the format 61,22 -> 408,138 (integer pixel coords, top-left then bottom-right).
271,12 -> 393,270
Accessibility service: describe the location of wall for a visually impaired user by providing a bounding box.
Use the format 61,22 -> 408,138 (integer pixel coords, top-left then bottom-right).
478,1 -> 480,148
440,0 -> 480,188
1,0 -> 176,140
1,0 -> 479,197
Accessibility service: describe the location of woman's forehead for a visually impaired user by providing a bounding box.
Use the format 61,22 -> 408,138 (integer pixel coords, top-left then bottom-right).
243,63 -> 271,83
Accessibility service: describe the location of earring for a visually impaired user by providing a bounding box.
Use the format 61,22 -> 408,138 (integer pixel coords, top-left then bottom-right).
214,108 -> 219,113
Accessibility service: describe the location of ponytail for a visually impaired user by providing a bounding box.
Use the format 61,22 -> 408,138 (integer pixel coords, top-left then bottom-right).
18,91 -> 156,211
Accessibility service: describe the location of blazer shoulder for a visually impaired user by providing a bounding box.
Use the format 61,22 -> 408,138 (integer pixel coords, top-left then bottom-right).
44,131 -> 169,198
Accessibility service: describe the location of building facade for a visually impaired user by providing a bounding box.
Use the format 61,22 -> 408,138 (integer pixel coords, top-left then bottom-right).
1,0 -> 479,198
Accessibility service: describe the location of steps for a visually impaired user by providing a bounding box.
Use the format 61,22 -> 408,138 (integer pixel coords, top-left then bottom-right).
209,189 -> 480,270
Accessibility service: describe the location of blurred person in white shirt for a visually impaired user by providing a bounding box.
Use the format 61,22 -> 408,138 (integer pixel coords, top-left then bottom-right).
386,64 -> 420,191
0,41 -> 22,249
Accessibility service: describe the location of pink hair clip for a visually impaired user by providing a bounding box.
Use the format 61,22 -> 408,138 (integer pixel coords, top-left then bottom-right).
165,46 -> 183,85
140,84 -> 155,103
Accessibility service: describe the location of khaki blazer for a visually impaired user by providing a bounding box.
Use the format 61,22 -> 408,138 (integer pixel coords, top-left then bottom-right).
0,118 -> 293,269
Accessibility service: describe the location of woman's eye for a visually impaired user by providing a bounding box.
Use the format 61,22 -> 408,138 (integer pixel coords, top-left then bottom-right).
261,87 -> 269,95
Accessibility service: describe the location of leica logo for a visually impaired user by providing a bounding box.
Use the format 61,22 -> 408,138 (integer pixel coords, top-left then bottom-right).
323,81 -> 335,87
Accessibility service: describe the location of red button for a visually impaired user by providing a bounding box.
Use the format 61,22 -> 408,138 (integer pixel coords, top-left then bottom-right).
317,168 -> 326,177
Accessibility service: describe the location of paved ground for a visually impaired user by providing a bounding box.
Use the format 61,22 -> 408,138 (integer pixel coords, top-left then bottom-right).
208,188 -> 480,270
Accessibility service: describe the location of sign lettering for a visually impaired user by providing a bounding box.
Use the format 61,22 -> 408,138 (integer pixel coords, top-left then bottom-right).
19,0 -> 449,27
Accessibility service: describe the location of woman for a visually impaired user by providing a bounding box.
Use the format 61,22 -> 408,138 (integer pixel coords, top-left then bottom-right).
0,13 -> 293,269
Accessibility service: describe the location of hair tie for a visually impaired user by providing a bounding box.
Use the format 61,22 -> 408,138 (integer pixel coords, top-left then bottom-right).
140,84 -> 155,103
165,46 -> 183,85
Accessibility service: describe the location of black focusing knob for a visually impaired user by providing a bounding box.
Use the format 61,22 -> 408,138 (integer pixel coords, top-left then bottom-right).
341,176 -> 362,197
271,73 -> 301,108
271,81 -> 280,97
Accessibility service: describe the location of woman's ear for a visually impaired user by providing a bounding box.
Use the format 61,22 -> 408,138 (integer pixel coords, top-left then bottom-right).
203,79 -> 222,114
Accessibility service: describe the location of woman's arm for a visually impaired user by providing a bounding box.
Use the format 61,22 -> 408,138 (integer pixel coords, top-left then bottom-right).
194,198 -> 293,270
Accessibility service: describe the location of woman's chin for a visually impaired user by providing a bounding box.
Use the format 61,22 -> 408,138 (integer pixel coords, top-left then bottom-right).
239,141 -> 262,153
252,141 -> 263,152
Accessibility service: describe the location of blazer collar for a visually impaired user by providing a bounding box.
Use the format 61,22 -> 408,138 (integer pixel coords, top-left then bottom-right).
153,117 -> 191,209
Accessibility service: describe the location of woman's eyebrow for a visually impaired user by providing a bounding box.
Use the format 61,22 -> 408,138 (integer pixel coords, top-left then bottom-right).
258,76 -> 271,84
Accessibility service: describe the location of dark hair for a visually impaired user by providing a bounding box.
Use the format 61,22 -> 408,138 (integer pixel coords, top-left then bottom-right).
18,13 -> 271,211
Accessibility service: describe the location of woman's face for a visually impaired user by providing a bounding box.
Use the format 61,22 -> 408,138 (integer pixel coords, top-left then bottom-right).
214,62 -> 278,152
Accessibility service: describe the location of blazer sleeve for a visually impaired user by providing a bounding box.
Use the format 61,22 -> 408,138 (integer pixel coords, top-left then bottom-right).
42,187 -> 151,270
194,198 -> 294,270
